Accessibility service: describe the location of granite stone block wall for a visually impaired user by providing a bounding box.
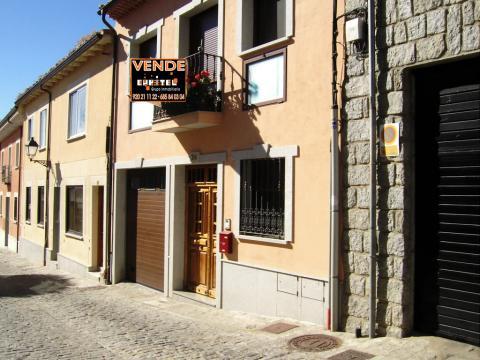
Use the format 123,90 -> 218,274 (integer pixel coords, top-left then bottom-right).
341,0 -> 479,337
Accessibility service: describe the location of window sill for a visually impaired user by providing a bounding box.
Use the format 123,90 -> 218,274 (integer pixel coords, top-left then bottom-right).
239,36 -> 292,58
26,221 -> 31,225
67,133 -> 86,143
128,126 -> 152,134
247,97 -> 285,109
238,234 -> 289,245
65,232 -> 83,240
37,223 -> 44,229
38,147 -> 46,152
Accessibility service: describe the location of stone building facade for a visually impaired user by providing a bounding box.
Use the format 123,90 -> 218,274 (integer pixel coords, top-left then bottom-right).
341,0 -> 479,338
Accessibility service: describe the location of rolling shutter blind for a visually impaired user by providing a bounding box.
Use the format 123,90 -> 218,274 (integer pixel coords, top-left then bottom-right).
436,84 -> 480,345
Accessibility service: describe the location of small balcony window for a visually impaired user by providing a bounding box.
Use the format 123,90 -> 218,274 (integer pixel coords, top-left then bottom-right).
130,33 -> 159,131
154,51 -> 223,120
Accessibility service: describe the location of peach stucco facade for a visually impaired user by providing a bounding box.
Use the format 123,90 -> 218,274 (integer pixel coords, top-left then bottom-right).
110,0 -> 342,325
115,0 -> 333,277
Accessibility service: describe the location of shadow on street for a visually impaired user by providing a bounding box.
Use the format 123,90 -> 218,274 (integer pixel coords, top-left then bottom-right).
0,274 -> 73,298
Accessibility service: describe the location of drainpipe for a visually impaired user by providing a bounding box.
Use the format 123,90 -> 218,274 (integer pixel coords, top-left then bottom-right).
16,125 -> 22,253
40,85 -> 52,267
99,7 -> 118,285
330,0 -> 340,332
367,0 -> 377,339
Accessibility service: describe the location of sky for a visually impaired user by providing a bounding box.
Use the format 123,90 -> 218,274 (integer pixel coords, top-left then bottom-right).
0,0 -> 109,120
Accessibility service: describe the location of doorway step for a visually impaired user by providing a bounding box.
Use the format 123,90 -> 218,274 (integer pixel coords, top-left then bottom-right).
173,290 -> 216,307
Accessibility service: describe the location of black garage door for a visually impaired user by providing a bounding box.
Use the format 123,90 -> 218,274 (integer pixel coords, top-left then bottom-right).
415,57 -> 480,346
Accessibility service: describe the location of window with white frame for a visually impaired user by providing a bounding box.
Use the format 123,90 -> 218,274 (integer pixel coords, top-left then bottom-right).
245,48 -> 286,106
0,195 -> 3,217
68,85 -> 87,138
27,117 -> 33,140
39,109 -> 47,149
15,141 -> 20,168
7,146 -> 11,168
13,195 -> 18,222
240,158 -> 285,239
37,186 -> 45,225
130,34 -> 159,131
25,187 -> 31,223
66,185 -> 83,236
233,145 -> 297,243
239,0 -> 293,53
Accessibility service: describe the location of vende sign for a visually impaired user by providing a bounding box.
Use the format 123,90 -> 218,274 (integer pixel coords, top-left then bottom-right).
130,58 -> 187,102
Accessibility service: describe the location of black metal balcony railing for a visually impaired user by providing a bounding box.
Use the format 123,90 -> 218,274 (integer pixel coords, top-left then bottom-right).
2,166 -> 11,184
154,51 -> 224,120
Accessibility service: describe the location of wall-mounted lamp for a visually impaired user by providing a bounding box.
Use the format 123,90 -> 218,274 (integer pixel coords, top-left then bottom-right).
25,138 -> 50,169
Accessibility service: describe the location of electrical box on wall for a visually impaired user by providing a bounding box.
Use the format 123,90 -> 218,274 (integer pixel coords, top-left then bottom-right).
345,17 -> 366,42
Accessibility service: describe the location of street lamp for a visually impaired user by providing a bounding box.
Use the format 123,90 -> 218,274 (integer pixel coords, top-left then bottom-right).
25,137 -> 50,168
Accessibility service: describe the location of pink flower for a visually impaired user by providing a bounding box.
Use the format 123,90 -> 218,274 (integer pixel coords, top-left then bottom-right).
191,81 -> 198,88
194,74 -> 201,81
200,70 -> 209,77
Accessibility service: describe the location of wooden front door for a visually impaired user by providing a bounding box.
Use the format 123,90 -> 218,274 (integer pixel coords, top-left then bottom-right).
186,166 -> 217,298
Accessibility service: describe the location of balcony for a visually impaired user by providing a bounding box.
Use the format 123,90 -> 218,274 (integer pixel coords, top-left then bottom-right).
152,51 -> 224,133
2,166 -> 11,184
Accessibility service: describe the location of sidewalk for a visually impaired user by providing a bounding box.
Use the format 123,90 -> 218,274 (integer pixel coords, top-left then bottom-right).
0,248 -> 478,359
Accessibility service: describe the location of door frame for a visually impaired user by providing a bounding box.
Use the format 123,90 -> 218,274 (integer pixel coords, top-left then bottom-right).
167,159 -> 225,308
412,56 -> 480,344
91,185 -> 105,270
184,165 -> 218,298
112,152 -> 226,308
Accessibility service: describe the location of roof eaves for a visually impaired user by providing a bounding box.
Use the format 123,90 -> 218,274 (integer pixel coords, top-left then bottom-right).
15,30 -> 109,106
99,0 -> 148,20
0,106 -> 17,128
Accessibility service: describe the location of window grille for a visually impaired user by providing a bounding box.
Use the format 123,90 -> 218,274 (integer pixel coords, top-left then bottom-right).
240,158 -> 285,239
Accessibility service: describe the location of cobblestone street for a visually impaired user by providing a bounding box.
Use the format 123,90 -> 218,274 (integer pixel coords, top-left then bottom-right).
0,249 -> 478,359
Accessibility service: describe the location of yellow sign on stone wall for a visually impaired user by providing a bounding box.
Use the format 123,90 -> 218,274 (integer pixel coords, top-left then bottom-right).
380,123 -> 400,157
